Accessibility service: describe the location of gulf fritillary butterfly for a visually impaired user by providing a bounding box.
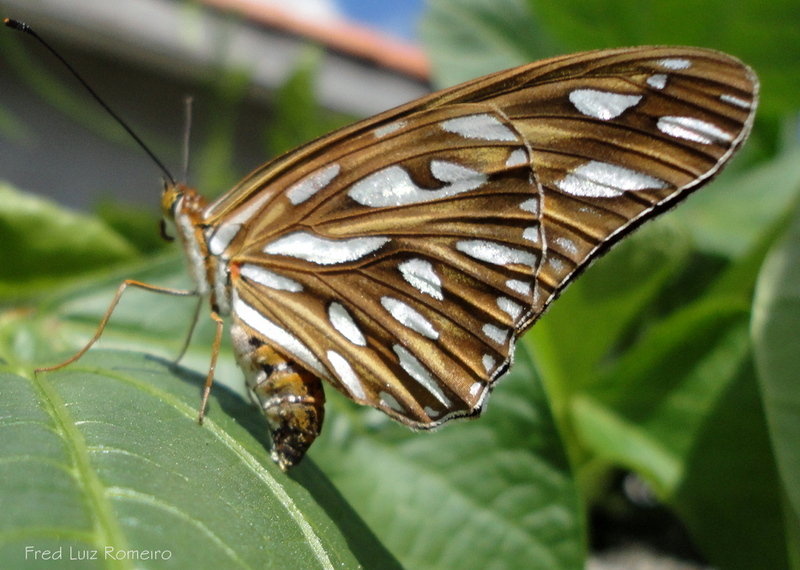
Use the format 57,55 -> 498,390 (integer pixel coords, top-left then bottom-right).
9,20 -> 758,470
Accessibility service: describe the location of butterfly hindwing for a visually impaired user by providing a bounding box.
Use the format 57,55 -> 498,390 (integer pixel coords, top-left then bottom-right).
205,47 -> 757,428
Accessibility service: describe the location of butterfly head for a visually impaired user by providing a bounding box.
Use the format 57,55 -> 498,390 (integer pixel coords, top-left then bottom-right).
159,181 -> 203,242
159,181 -> 182,241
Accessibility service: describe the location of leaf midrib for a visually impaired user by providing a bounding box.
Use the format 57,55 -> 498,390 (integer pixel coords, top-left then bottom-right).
31,367 -> 132,568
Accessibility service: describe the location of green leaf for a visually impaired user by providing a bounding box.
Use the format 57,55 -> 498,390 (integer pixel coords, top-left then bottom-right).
94,200 -> 168,255
14,254 -> 583,568
673,358 -> 789,570
528,222 -> 691,413
0,351 -> 398,569
752,202 -> 800,536
578,307 -> 751,494
671,147 -> 800,257
0,183 -> 138,299
311,345 -> 585,570
9,253 -> 247,395
529,0 -> 800,118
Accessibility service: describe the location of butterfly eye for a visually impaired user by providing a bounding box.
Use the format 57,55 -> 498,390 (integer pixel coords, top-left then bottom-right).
160,183 -> 182,217
158,183 -> 184,242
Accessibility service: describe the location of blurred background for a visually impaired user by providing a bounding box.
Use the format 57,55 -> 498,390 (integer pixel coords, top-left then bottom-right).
0,0 -> 431,210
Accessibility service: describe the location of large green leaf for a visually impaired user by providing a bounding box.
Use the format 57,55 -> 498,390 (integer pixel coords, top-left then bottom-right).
574,305 -> 751,494
0,183 -> 138,299
528,222 -> 691,399
752,201 -> 800,558
0,351 -> 398,569
311,345 -> 585,570
673,358 -> 789,570
671,147 -> 800,257
7,230 -> 583,569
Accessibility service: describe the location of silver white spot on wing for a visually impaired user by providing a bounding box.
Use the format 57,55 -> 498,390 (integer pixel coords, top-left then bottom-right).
522,226 -> 540,243
647,74 -> 668,89
506,279 -> 532,297
497,297 -> 523,322
381,297 -> 439,340
424,406 -> 441,418
430,160 -> 485,186
520,197 -> 539,214
470,381 -> 483,397
264,231 -> 389,265
208,223 -> 242,256
398,258 -> 443,300
533,285 -> 542,305
548,257 -> 565,272
657,116 -> 733,145
327,350 -> 365,399
440,113 -> 517,141
393,344 -> 451,406
349,162 -> 486,207
374,120 -> 407,138
720,94 -> 751,108
286,163 -> 341,205
328,302 -> 367,346
483,323 -> 509,345
569,89 -> 642,120
457,240 -> 539,270
555,236 -> 579,255
506,148 -> 528,167
482,354 -> 495,374
380,391 -> 404,412
233,292 -> 327,378
240,263 -> 303,292
556,160 -> 668,198
659,58 -> 691,70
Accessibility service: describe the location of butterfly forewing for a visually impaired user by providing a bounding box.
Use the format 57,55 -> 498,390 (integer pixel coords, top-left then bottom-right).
203,47 -> 757,429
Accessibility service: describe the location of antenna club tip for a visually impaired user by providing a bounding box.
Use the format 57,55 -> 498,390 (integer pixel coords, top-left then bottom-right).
4,18 -> 29,31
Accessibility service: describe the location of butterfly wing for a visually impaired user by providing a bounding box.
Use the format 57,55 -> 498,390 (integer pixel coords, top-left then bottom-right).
205,47 -> 757,427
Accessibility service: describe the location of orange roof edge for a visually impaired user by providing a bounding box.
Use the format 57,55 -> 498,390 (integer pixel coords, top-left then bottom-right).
201,0 -> 431,82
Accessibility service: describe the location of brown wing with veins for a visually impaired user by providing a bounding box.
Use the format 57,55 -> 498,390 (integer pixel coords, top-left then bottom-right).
203,47 -> 757,426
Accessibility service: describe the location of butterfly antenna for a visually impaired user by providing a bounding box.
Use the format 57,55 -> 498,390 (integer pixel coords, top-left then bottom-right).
182,95 -> 193,182
4,18 -> 177,186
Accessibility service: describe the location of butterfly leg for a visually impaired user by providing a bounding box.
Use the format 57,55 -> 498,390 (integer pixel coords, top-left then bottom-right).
231,322 -> 325,471
173,294 -> 205,366
36,279 -> 198,373
197,309 -> 224,425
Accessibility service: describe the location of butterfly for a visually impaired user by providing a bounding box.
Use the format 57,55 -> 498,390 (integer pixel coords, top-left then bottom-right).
29,32 -> 758,470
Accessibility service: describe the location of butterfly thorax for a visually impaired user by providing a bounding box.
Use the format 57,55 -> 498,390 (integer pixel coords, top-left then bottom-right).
162,184 -> 233,314
162,182 -> 326,470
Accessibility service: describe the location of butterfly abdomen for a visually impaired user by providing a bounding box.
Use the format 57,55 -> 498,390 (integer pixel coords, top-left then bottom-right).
230,322 -> 326,470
